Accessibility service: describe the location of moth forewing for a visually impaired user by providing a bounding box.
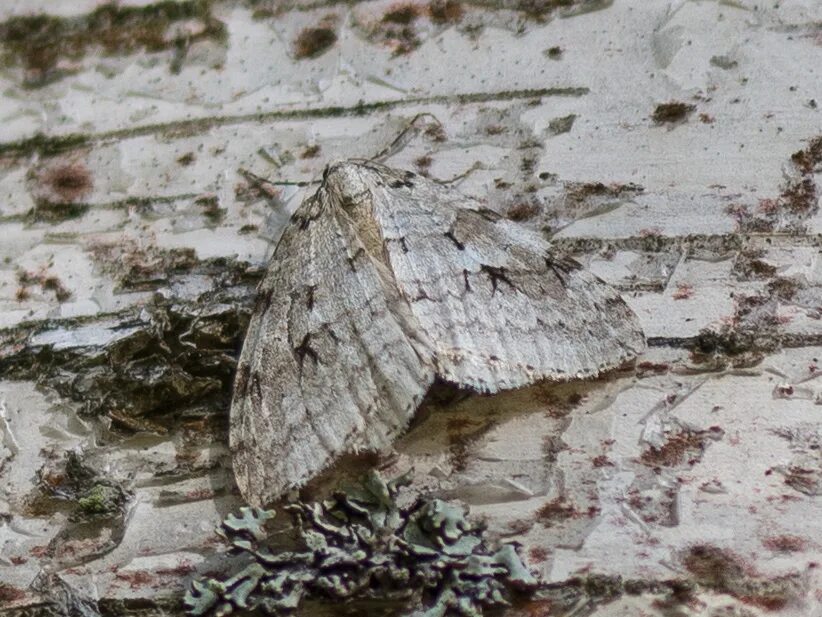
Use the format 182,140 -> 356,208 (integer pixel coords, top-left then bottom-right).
230,161 -> 644,506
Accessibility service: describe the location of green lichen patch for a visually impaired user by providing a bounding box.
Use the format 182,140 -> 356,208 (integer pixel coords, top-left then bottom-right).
0,0 -> 227,87
185,472 -> 537,616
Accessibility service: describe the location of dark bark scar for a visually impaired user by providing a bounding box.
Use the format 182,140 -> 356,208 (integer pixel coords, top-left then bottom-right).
235,363 -> 250,396
347,247 -> 365,271
545,257 -> 577,287
254,288 -> 274,316
251,371 -> 262,402
444,230 -> 465,250
480,264 -> 515,294
294,333 -> 320,371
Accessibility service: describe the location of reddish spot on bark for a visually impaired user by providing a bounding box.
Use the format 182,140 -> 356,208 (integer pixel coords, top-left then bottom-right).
0,583 -> 25,603
536,498 -> 579,525
41,161 -> 93,202
762,535 -> 806,553
30,545 -> 49,557
528,546 -> 549,563
156,560 -> 197,576
591,455 -> 614,468
672,283 -> 694,300
637,361 -> 670,374
638,227 -> 662,237
114,569 -> 156,589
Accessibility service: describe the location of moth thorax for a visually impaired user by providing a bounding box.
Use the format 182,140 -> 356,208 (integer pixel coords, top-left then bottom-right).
346,199 -> 390,267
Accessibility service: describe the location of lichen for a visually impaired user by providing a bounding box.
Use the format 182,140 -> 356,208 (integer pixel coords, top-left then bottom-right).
184,472 -> 537,616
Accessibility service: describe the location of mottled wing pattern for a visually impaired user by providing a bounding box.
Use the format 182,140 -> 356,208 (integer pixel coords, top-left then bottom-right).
361,163 -> 645,392
230,189 -> 433,506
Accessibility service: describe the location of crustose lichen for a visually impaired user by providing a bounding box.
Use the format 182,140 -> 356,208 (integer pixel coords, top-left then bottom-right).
185,473 -> 537,616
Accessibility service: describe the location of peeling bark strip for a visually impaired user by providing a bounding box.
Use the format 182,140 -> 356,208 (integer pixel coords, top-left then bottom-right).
230,160 -> 645,506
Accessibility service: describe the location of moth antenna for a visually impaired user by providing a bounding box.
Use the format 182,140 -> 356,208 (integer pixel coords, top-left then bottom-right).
432,161 -> 485,186
239,167 -> 319,188
371,112 -> 443,162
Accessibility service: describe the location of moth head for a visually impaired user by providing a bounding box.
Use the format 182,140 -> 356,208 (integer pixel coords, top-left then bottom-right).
321,161 -> 373,209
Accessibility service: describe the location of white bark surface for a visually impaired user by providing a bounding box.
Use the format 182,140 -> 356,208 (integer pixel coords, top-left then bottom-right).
0,1 -> 820,615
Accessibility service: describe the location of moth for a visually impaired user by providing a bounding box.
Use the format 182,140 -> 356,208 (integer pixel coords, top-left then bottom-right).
231,160 -> 645,506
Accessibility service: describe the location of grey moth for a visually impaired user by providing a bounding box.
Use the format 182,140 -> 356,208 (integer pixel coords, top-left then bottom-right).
231,160 -> 645,506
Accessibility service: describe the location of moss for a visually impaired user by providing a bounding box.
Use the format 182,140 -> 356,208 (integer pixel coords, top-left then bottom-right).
414,155 -> 432,172
0,0 -> 227,88
428,0 -> 464,23
27,200 -> 90,223
293,25 -> 337,59
300,144 -> 321,159
507,199 -> 540,221
0,132 -> 90,159
41,276 -> 72,302
766,277 -> 801,301
382,3 -> 421,25
517,0 -> 575,21
548,113 -> 576,135
176,152 -> 196,166
789,135 -> 822,174
16,270 -> 73,302
446,416 -> 496,471
76,483 -> 124,516
565,180 -> 643,202
545,45 -> 563,59
652,101 -> 696,124
682,544 -> 802,611
195,194 -> 225,225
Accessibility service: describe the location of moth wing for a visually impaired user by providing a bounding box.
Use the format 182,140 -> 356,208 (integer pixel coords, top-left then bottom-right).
230,192 -> 433,506
368,166 -> 645,393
